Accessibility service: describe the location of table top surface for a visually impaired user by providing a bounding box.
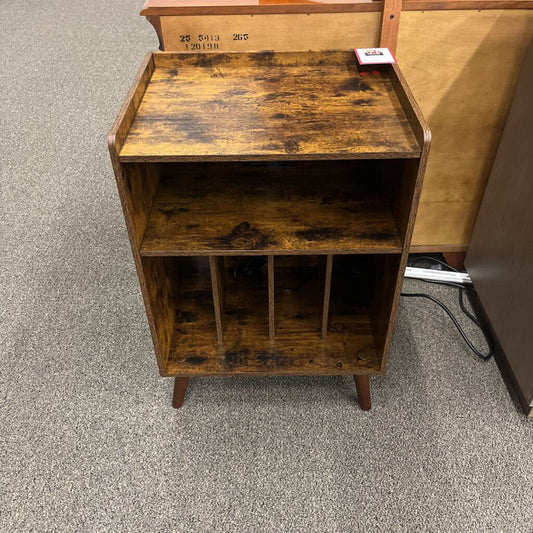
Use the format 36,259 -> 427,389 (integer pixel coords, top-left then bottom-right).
119,50 -> 421,161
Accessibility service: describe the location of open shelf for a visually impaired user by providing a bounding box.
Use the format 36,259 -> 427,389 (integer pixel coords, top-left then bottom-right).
170,256 -> 218,353
273,256 -> 323,338
140,161 -> 403,256
164,254 -> 381,376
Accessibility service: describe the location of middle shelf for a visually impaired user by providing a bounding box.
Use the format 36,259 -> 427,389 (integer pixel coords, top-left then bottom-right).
139,160 -> 404,256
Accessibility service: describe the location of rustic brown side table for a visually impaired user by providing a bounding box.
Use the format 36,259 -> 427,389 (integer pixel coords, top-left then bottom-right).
108,50 -> 430,409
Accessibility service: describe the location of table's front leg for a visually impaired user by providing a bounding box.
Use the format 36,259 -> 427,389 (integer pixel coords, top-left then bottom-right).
173,377 -> 190,409
354,375 -> 371,411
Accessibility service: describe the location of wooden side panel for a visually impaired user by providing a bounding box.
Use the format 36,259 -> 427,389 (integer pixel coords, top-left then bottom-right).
397,10 -> 533,247
159,12 -> 381,52
373,64 -> 430,369
107,53 -> 178,373
370,254 -> 402,361
108,54 -> 155,153
110,163 -> 175,372
109,160 -> 168,370
141,257 -> 178,367
122,163 -> 160,247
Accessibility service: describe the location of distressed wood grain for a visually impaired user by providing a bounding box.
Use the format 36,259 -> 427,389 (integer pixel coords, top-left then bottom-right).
166,257 -> 380,376
140,161 -> 403,255
119,51 -> 420,161
108,50 -> 430,409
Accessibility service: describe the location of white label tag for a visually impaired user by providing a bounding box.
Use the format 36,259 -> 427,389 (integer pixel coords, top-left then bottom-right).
355,47 -> 396,65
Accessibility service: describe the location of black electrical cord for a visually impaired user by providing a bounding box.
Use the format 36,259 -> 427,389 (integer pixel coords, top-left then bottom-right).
402,256 -> 493,361
234,255 -> 494,360
410,255 -> 459,272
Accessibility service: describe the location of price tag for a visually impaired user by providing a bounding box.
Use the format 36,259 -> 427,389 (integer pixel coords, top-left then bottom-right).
355,48 -> 396,65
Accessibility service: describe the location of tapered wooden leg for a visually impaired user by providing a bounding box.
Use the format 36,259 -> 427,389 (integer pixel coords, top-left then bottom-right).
443,252 -> 466,271
173,377 -> 189,409
354,375 -> 371,410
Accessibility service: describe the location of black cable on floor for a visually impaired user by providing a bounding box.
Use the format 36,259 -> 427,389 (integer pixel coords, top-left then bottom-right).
402,256 -> 493,361
410,255 -> 459,272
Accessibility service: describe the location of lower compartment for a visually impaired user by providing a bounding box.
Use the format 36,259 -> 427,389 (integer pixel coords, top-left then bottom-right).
147,255 -> 399,376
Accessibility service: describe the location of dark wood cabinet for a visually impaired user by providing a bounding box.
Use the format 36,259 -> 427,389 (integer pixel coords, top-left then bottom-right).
108,51 -> 430,409
466,41 -> 533,417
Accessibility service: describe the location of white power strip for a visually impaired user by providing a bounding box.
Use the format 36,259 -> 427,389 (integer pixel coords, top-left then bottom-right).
404,266 -> 472,285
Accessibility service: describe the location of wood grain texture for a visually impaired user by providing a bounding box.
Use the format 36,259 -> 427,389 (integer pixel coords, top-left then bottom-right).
274,256 -> 322,339
146,15 -> 165,50
119,51 -> 421,162
375,62 -> 430,369
107,56 -> 175,374
141,0 -> 533,16
166,256 -> 380,376
108,54 -> 155,154
141,257 -> 179,369
142,0 -> 385,15
380,0 -> 402,55
108,50 -> 429,389
402,0 -> 532,7
140,162 -> 403,255
369,253 -> 401,359
397,10 -> 533,247
121,163 -> 160,247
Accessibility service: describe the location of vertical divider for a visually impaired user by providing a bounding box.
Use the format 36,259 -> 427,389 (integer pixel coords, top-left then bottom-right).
268,256 -> 275,342
321,255 -> 334,339
209,256 -> 224,344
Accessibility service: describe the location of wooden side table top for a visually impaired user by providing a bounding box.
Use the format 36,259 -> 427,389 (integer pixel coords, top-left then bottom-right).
119,50 -> 421,162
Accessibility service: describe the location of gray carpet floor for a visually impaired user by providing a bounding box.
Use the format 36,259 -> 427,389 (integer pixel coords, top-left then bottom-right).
1,1 -> 531,531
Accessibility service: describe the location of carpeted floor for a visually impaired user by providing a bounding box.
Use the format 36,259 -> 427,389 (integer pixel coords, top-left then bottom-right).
1,2 -> 531,532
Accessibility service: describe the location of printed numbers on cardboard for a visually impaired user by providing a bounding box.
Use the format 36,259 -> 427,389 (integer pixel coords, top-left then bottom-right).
198,34 -> 220,42
189,42 -> 219,50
